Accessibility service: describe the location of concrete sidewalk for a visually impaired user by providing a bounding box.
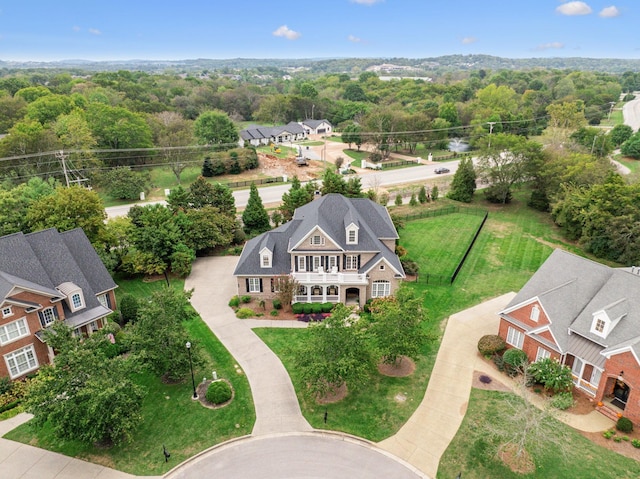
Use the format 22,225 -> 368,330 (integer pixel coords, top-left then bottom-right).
0,413 -> 150,479
379,292 -> 614,479
185,256 -> 312,436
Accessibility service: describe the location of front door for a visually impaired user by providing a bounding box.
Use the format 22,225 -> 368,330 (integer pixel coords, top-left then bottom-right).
613,379 -> 630,409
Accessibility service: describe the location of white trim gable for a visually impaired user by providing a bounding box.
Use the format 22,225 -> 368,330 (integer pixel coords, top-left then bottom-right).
290,226 -> 342,251
601,345 -> 640,365
346,222 -> 359,245
259,247 -> 272,269
528,324 -> 562,352
362,257 -> 402,277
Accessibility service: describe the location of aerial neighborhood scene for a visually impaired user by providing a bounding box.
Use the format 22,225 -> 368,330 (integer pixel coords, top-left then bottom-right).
3,1 -> 640,478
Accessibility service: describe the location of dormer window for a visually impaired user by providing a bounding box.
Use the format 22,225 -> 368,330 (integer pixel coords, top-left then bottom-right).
590,312 -> 610,338
346,224 -> 359,245
530,305 -> 540,322
260,247 -> 272,268
595,318 -> 605,333
57,282 -> 85,312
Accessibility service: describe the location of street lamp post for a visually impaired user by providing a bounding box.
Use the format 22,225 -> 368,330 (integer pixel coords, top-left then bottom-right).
186,341 -> 197,399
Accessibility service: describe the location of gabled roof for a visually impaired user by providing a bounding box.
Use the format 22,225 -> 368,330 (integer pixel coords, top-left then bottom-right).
240,122 -> 306,141
0,228 -> 117,322
301,119 -> 331,129
502,249 -> 640,360
234,194 -> 404,278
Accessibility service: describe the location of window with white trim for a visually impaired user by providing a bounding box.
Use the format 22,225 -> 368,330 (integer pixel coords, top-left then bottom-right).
40,307 -> 56,327
530,305 -> 540,322
71,293 -> 83,310
595,318 -> 605,333
591,367 -> 602,388
371,280 -> 391,298
345,255 -> 358,270
313,256 -> 321,271
97,294 -> 108,308
310,235 -> 324,246
4,345 -> 38,378
2,306 -> 13,318
248,278 -> 261,293
90,321 -> 99,332
0,318 -> 29,345
261,253 -> 271,268
297,256 -> 306,272
535,346 -> 551,361
506,327 -> 524,349
347,227 -> 358,245
328,256 -> 337,270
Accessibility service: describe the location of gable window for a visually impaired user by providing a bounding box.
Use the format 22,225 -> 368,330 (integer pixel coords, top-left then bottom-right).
371,280 -> 391,298
2,306 -> 13,318
345,255 -> 358,270
4,345 -> 38,378
530,305 -> 540,322
297,256 -> 306,272
39,307 -> 57,327
310,235 -> 325,246
247,278 -> 262,293
0,318 -> 29,345
506,327 -> 524,349
379,265 -> 385,271
535,347 -> 551,361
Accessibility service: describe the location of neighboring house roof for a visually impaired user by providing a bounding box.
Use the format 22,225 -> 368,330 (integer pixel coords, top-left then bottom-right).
0,228 -> 117,324
301,119 -> 331,129
234,194 -> 404,278
240,122 -> 306,141
502,249 -> 640,361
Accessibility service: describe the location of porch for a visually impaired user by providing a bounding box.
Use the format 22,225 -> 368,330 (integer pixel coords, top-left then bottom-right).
291,271 -> 368,285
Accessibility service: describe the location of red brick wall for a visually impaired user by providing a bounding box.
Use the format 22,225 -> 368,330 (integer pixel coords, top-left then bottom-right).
599,352 -> 640,424
498,318 -> 560,362
507,301 -> 549,329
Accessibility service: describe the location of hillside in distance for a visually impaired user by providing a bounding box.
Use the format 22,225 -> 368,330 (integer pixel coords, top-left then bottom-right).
2,54 -> 640,74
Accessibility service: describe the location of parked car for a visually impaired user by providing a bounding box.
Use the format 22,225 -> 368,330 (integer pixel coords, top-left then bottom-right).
434,167 -> 450,174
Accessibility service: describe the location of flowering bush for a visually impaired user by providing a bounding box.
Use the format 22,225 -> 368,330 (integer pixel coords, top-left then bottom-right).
528,358 -> 573,392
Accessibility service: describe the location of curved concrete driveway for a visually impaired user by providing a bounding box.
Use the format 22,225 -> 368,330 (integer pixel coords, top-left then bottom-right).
185,256 -> 312,436
166,433 -> 427,479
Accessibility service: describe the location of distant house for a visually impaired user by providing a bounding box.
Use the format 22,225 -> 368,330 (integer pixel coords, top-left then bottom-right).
300,119 -> 332,136
0,228 -> 117,380
234,194 -> 405,306
239,122 -> 307,147
498,249 -> 640,424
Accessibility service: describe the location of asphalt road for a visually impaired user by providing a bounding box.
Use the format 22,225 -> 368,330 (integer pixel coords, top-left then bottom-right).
105,160 -> 461,218
623,92 -> 640,132
165,434 -> 427,479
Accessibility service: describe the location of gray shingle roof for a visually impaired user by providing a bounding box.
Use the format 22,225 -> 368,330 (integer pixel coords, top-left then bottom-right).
240,122 -> 306,141
234,194 -> 404,277
503,248 -> 640,360
301,119 -> 330,129
0,228 -> 117,323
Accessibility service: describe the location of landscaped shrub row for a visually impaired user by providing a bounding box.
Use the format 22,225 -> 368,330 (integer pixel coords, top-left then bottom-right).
292,302 -> 334,314
477,334 -> 507,357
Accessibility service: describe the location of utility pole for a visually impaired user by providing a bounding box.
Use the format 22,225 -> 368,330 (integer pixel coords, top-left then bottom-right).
56,150 -> 70,187
608,101 -> 616,121
487,122 -> 496,148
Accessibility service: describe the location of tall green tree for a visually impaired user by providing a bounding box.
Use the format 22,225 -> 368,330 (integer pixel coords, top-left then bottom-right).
25,322 -> 145,446
242,183 -> 270,235
296,304 -> 375,398
447,157 -> 477,203
193,110 -> 238,150
211,182 -> 237,218
86,102 -> 153,150
609,124 -> 633,148
129,287 -> 203,381
280,176 -> 314,221
320,169 -> 347,195
26,186 -> 107,245
369,288 -> 428,366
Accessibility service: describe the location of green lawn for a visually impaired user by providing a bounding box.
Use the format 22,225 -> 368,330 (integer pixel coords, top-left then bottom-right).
616,155 -> 640,174
438,388 -> 640,479
4,277 -> 255,476
343,149 -> 367,167
254,327 -> 437,441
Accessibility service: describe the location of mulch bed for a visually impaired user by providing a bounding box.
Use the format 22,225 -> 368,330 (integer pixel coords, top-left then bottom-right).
377,356 -> 416,377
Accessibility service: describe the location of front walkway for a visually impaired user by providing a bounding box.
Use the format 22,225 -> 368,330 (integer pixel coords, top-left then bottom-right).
185,256 -> 312,435
379,292 -> 614,479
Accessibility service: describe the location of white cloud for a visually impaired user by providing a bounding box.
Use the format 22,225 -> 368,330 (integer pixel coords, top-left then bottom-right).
556,1 -> 592,16
536,41 -> 565,51
350,0 -> 384,5
88,28 -> 102,35
348,34 -> 363,43
272,25 -> 301,40
599,6 -> 620,17
461,37 -> 477,45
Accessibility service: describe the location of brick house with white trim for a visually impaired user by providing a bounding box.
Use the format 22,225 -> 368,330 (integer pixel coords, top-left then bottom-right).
234,194 -> 405,306
498,249 -> 640,424
0,228 -> 117,380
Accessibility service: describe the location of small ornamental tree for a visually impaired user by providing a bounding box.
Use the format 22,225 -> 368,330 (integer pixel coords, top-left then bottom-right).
447,157 -> 476,203
206,380 -> 232,405
202,157 -> 214,177
527,357 -> 573,393
477,334 -> 507,357
418,185 -> 428,204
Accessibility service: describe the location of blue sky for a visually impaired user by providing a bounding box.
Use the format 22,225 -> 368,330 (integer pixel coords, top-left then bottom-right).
0,1 -> 636,61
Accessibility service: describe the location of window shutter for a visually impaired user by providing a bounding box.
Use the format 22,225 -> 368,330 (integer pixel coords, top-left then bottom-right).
357,255 -> 361,269
343,254 -> 347,269
295,257 -> 298,272
245,279 -> 250,292
106,294 -> 112,309
307,256 -> 312,270
53,307 -> 59,320
320,256 -> 325,267
38,311 -> 46,328
259,279 -> 263,293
